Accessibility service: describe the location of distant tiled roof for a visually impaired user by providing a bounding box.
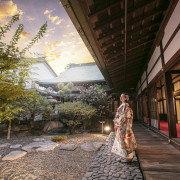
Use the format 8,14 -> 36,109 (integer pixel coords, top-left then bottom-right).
38,62 -> 105,84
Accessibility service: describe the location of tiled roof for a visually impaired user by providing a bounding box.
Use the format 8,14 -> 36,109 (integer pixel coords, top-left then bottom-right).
38,62 -> 105,84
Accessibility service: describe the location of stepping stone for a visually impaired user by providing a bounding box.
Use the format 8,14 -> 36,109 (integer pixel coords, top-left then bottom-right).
0,143 -> 10,148
22,141 -> 59,152
33,138 -> 45,141
59,144 -> 77,151
85,172 -> 93,178
10,144 -> 22,149
81,142 -> 103,151
2,150 -> 27,161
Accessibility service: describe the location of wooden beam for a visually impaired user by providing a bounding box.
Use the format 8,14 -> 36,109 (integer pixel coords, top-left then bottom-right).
88,0 -> 121,18
169,70 -> 180,74
101,30 -> 157,49
103,43 -> 151,56
106,49 -> 149,62
109,65 -> 143,77
106,52 -> 147,65
127,39 -> 153,52
112,77 -> 139,86
98,21 -> 160,41
106,54 -> 146,68
93,7 -> 163,31
93,0 -> 155,29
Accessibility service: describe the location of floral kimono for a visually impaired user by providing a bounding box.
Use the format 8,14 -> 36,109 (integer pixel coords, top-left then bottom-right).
111,103 -> 137,159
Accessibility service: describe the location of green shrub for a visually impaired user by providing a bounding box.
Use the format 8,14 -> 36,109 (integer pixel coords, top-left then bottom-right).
58,101 -> 97,130
51,135 -> 67,142
62,118 -> 81,134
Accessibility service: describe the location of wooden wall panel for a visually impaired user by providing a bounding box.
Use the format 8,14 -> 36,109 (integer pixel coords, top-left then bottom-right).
163,0 -> 180,46
148,59 -> 162,82
141,71 -> 146,82
164,30 -> 180,64
147,46 -> 161,73
142,80 -> 147,91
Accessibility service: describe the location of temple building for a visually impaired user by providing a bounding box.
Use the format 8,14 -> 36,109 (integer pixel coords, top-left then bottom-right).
25,57 -> 58,89
60,0 -> 180,142
37,62 -> 111,95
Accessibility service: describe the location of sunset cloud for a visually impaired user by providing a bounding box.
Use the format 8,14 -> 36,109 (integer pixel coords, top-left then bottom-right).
55,18 -> 63,25
49,41 -> 62,50
43,41 -> 63,62
44,9 -> 63,25
20,31 -> 31,38
26,16 -> 36,21
44,9 -> 54,15
47,27 -> 56,33
47,14 -> 63,25
44,51 -> 61,62
0,0 -> 21,24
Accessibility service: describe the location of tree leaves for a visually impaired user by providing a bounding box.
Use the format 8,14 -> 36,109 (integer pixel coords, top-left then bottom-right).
0,14 -> 20,40
0,14 -> 47,125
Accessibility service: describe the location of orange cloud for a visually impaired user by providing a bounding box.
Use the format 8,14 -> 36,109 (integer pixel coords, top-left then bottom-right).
44,9 -> 63,25
26,16 -> 36,21
44,9 -> 54,15
0,0 -> 22,24
20,31 -> 31,38
44,51 -> 61,62
55,18 -> 63,25
49,41 -> 62,50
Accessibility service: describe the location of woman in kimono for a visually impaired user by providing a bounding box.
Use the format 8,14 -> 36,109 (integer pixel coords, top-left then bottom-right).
111,93 -> 137,162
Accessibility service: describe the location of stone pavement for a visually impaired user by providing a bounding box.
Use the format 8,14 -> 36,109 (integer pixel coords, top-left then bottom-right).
82,132 -> 143,180
133,123 -> 180,180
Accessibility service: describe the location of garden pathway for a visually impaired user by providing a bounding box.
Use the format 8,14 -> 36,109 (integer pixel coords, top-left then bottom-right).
83,123 -> 180,180
82,132 -> 143,180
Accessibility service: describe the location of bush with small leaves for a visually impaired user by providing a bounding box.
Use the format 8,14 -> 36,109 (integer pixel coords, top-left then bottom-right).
51,135 -> 67,143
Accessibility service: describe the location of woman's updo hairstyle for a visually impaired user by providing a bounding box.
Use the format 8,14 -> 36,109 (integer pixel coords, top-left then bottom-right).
120,93 -> 129,102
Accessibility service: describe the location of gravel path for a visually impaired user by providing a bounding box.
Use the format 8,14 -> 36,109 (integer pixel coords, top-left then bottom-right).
83,132 -> 143,180
0,133 -> 106,180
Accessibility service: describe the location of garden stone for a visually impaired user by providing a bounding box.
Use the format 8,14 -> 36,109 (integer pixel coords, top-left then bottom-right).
0,143 -> 10,148
85,172 -> 93,178
2,150 -> 27,161
82,132 -> 143,180
82,177 -> 87,180
10,144 -> 22,149
81,142 -> 103,151
59,144 -> 77,151
33,138 -> 45,141
22,141 -> 59,152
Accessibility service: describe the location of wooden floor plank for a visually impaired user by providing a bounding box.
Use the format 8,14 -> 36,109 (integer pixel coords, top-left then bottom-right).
133,123 -> 180,180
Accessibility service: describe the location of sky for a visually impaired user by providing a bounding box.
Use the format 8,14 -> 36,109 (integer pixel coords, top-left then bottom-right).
0,0 -> 94,75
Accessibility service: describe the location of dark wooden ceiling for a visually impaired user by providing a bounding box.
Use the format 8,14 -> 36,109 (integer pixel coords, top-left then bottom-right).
78,0 -> 170,92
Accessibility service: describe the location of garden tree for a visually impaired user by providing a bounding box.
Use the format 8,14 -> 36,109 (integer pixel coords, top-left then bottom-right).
57,82 -> 74,101
58,101 -> 97,134
15,91 -> 53,128
46,87 -> 54,95
79,84 -> 112,116
0,14 -> 47,139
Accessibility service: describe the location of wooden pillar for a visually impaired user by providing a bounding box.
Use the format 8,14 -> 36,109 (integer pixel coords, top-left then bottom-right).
164,71 -> 177,138
146,68 -> 151,126
155,82 -> 161,130
160,41 -> 177,138
140,79 -> 144,122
